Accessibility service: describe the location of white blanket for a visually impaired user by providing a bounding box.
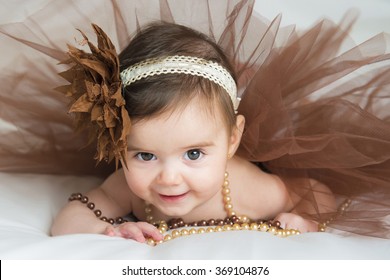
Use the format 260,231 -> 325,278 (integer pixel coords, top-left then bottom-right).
0,172 -> 389,259
1,0 -> 389,259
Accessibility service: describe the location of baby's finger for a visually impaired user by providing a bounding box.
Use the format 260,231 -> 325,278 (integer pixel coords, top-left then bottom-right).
119,225 -> 147,242
136,222 -> 164,241
275,220 -> 287,229
104,225 -> 118,237
272,214 -> 286,228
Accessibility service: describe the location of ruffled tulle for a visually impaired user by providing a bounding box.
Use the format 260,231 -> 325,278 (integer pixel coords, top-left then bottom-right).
1,0 -> 389,238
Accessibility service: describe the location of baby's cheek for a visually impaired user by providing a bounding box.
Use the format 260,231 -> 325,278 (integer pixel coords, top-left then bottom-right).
193,174 -> 224,197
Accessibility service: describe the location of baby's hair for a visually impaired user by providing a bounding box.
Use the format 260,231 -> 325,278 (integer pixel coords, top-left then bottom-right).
119,22 -> 237,130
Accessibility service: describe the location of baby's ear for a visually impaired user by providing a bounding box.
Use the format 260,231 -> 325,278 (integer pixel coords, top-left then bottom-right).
228,114 -> 245,156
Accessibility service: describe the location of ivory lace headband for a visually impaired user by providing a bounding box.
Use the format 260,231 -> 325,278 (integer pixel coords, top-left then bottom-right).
61,25 -> 241,167
120,55 -> 241,111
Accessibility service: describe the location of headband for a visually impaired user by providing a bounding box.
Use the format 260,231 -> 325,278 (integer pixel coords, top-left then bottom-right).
120,55 -> 241,111
60,25 -> 241,168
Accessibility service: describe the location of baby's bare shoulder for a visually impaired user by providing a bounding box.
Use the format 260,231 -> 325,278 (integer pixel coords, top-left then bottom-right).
228,156 -> 291,219
100,169 -> 127,190
99,169 -> 134,213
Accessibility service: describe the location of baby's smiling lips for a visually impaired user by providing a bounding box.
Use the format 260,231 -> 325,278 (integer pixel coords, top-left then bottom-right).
159,192 -> 189,202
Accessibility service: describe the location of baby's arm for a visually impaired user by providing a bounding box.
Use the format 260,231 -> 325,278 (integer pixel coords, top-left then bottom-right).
51,170 -> 162,242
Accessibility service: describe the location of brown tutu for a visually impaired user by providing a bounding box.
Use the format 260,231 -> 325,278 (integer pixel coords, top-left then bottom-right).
1,0 -> 389,238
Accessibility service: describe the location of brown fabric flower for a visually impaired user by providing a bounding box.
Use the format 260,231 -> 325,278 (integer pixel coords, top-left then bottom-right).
57,24 -> 131,169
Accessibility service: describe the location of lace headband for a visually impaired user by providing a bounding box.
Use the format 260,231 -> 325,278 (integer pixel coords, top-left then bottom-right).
60,26 -> 240,168
120,55 -> 241,111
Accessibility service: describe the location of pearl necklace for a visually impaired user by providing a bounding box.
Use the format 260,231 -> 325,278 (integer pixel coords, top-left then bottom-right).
68,172 -> 352,245
69,178 -> 352,246
144,172 -> 300,246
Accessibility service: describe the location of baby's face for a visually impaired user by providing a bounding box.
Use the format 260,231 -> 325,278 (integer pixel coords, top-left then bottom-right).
123,97 -> 233,218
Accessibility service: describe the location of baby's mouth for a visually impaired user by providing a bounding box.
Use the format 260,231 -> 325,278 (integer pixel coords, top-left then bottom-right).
159,192 -> 189,203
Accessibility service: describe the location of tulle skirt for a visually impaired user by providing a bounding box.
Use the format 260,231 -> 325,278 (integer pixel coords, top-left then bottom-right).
1,0 -> 389,238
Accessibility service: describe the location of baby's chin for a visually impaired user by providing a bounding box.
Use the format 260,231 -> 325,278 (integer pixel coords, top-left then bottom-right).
157,206 -> 192,220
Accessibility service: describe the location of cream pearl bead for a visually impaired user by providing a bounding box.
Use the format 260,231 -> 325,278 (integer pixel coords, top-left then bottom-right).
142,171 -> 306,246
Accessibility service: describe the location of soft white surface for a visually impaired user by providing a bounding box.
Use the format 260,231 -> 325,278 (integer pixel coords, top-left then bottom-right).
0,172 -> 389,259
0,0 -> 390,259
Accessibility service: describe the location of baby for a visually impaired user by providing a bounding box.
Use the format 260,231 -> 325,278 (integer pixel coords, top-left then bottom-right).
51,22 -> 335,243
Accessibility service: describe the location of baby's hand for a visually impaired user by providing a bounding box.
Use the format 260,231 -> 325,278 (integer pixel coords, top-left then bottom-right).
104,221 -> 163,243
273,212 -> 318,233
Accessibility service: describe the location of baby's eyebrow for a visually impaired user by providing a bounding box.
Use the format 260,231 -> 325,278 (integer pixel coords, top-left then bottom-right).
127,141 -> 215,152
181,141 -> 215,149
127,144 -> 146,151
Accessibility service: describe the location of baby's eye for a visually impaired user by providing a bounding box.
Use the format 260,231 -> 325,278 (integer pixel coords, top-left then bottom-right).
136,152 -> 156,161
184,149 -> 203,161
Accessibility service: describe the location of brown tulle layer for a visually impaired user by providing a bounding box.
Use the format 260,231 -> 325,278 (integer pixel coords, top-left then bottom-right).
1,0 -> 389,238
